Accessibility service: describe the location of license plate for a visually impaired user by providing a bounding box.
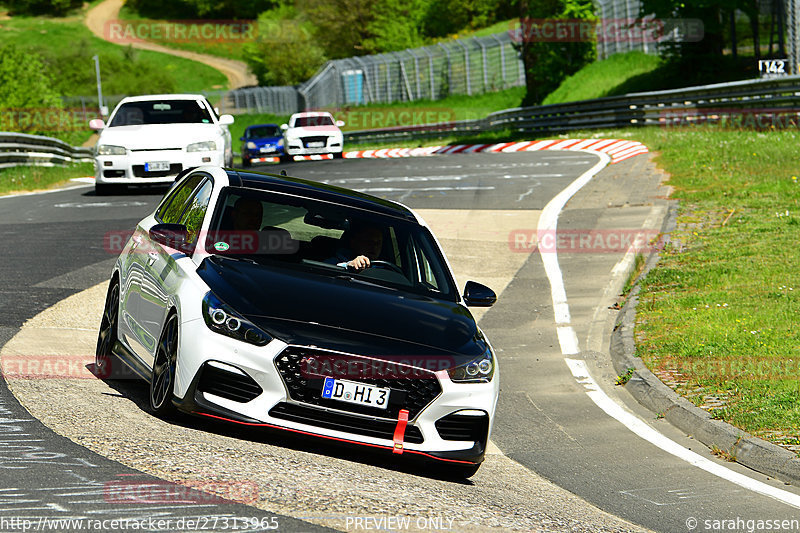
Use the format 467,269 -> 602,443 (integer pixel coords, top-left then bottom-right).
307,141 -> 325,148
260,147 -> 275,153
144,161 -> 170,172
321,377 -> 390,409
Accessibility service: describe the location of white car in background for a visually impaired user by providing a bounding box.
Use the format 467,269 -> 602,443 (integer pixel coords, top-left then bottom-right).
89,94 -> 234,195
281,111 -> 344,161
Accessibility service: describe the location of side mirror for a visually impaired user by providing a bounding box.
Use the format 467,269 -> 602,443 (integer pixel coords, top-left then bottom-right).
335,120 -> 345,127
218,114 -> 234,126
280,124 -> 289,131
149,223 -> 189,252
239,136 -> 245,141
89,118 -> 105,130
463,281 -> 496,307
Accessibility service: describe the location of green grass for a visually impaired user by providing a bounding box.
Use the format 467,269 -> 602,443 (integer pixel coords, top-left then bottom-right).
0,163 -> 94,194
116,4 -> 249,61
543,51 -> 663,105
625,127 -> 800,447
0,15 -> 228,95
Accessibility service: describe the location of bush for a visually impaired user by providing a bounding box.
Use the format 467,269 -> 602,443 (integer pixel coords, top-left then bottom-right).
0,44 -> 62,109
6,0 -> 82,16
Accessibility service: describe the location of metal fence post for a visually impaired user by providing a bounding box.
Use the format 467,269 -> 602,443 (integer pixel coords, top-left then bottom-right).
437,42 -> 452,97
421,46 -> 436,99
455,39 -> 471,95
491,34 -> 507,85
473,37 -> 489,92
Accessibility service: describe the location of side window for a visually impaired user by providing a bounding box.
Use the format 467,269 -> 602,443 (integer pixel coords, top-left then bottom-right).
179,180 -> 213,245
157,175 -> 204,223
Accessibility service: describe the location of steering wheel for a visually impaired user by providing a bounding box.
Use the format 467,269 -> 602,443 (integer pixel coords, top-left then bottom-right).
368,260 -> 404,275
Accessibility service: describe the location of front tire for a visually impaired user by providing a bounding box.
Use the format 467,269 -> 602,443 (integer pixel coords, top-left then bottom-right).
241,157 -> 251,167
150,313 -> 179,417
95,279 -> 120,379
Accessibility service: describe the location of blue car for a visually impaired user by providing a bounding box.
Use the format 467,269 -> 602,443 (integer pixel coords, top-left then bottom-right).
240,124 -> 284,166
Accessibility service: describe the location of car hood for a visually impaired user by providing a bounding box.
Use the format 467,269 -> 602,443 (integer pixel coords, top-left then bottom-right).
285,126 -> 342,137
196,256 -> 485,366
99,123 -> 225,150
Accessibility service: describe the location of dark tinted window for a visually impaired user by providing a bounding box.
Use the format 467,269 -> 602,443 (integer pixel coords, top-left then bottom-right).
246,126 -> 281,138
206,187 -> 457,300
293,116 -> 334,127
109,100 -> 212,126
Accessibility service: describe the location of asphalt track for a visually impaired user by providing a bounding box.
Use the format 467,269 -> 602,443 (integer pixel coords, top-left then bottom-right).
2,152 -> 800,532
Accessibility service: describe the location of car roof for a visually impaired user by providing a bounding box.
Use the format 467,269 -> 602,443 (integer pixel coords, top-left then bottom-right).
291,111 -> 333,118
118,94 -> 206,103
226,169 -> 417,222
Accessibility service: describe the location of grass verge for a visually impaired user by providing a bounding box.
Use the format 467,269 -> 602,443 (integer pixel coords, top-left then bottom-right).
624,127 -> 800,452
0,163 -> 94,195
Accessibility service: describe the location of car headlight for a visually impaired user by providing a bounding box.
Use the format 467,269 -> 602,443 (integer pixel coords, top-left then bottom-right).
246,141 -> 257,149
202,292 -> 271,346
187,141 -> 218,152
277,138 -> 284,147
447,347 -> 495,383
97,144 -> 126,155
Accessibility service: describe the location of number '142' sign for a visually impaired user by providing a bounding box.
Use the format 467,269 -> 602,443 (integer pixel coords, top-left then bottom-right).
759,59 -> 788,76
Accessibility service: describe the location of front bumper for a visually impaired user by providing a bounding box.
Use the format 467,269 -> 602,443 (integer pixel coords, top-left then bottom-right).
95,149 -> 226,185
173,319 -> 497,464
285,136 -> 343,156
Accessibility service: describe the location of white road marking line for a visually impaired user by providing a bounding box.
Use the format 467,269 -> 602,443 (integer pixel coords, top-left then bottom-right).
564,359 -> 800,509
538,151 -> 800,509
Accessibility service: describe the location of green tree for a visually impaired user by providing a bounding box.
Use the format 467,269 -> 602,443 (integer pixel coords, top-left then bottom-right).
363,0 -> 428,54
299,0 -> 376,58
242,5 -> 327,85
517,0 -> 596,106
0,44 -> 62,109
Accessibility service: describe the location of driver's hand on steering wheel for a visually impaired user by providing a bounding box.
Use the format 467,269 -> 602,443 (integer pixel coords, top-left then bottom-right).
347,255 -> 370,271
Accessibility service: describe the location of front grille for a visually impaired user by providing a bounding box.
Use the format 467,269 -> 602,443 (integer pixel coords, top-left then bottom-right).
269,402 -> 424,444
274,346 -> 441,420
301,136 -> 328,148
130,148 -> 182,152
132,163 -> 182,177
197,362 -> 262,403
435,412 -> 489,442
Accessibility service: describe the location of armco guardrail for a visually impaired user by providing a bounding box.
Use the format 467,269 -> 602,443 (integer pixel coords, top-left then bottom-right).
343,75 -> 800,145
0,132 -> 94,169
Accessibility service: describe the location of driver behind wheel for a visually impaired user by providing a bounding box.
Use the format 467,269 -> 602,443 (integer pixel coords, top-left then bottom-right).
326,223 -> 384,271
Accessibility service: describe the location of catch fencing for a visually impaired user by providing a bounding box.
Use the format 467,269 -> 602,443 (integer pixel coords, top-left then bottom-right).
223,31 -> 525,115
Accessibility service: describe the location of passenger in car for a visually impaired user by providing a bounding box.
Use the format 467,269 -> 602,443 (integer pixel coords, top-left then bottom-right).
326,223 -> 383,271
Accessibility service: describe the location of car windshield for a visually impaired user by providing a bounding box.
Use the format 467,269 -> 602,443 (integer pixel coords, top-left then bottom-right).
247,126 -> 281,138
205,187 -> 457,300
294,115 -> 334,127
109,100 -> 213,126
